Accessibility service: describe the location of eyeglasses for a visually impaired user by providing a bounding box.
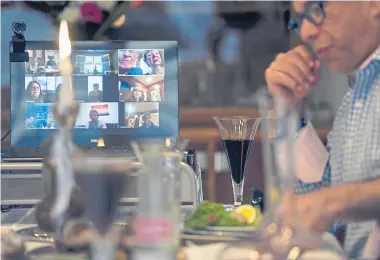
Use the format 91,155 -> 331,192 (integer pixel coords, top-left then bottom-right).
288,1 -> 326,34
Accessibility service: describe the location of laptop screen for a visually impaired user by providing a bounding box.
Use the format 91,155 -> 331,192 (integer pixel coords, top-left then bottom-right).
11,41 -> 179,148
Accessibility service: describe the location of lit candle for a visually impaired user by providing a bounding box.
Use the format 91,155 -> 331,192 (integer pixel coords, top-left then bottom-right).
58,20 -> 73,109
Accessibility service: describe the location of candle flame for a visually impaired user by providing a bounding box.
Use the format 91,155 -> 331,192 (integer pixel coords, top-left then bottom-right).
97,138 -> 105,147
59,20 -> 71,59
165,137 -> 171,148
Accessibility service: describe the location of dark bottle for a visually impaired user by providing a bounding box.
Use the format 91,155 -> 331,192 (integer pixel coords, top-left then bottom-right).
251,188 -> 264,212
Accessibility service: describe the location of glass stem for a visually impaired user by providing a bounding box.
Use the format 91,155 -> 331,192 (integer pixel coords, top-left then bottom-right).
91,233 -> 117,260
232,177 -> 245,206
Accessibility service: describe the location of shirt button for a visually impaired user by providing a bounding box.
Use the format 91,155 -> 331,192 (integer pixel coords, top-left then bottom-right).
355,100 -> 363,108
347,139 -> 353,148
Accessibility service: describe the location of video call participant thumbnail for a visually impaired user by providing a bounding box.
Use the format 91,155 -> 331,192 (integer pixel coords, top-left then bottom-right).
120,81 -> 146,102
25,80 -> 44,102
43,76 -> 64,103
25,50 -> 60,76
88,83 -> 103,102
75,103 -> 119,129
73,50 -> 115,76
124,102 -> 159,128
143,50 -> 165,75
118,49 -> 165,76
119,76 -> 164,102
118,50 -> 143,75
87,76 -> 103,102
25,103 -> 57,129
88,110 -> 106,129
72,77 -> 96,102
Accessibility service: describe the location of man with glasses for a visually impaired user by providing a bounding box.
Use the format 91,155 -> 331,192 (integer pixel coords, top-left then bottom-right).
265,1 -> 380,258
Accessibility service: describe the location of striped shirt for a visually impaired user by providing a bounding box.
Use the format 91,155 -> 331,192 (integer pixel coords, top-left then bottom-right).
295,47 -> 380,259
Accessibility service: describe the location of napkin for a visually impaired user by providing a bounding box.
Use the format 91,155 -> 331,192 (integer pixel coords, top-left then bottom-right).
183,232 -> 345,260
294,122 -> 329,183
363,221 -> 380,259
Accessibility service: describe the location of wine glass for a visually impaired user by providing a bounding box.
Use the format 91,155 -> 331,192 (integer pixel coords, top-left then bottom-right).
217,89 -> 347,259
72,155 -> 137,260
213,116 -> 260,208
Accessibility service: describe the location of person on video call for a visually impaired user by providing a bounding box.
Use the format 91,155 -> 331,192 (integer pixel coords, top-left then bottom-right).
56,83 -> 62,95
265,1 -> 380,258
87,110 -> 107,129
128,84 -> 146,102
25,115 -> 35,129
139,112 -> 157,128
27,57 -> 38,74
144,50 -> 165,75
25,80 -> 43,102
118,50 -> 143,75
46,55 -> 57,68
88,83 -> 103,102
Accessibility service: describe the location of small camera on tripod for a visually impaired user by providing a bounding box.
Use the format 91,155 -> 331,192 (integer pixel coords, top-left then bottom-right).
9,21 -> 29,62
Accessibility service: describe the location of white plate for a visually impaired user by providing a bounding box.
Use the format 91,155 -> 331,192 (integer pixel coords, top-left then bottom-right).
203,226 -> 256,232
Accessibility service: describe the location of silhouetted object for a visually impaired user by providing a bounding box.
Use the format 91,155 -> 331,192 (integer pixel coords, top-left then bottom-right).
209,2 -> 263,64
283,10 -> 291,35
36,133 -> 85,234
3,1 -> 146,40
251,188 -> 264,212
216,2 -> 263,31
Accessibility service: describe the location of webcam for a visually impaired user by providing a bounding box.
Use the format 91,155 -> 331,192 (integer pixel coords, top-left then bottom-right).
13,21 -> 27,35
9,21 -> 29,62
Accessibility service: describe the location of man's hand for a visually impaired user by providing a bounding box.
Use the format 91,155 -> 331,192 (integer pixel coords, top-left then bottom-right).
265,45 -> 321,104
292,189 -> 336,234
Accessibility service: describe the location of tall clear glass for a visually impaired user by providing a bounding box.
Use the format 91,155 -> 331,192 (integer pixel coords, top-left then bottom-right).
131,138 -> 187,260
218,90 -> 347,259
72,155 -> 136,260
213,117 -> 260,207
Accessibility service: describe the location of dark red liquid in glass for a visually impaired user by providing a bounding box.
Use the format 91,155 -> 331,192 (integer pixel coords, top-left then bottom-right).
222,140 -> 252,184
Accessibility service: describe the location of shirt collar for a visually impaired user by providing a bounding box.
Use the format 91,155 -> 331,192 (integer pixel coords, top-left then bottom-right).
348,46 -> 380,89
358,46 -> 380,71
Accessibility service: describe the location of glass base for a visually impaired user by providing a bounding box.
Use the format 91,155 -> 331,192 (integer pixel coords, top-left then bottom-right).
223,204 -> 235,212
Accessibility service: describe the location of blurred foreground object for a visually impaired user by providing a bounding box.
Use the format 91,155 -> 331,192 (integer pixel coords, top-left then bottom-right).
217,90 -> 347,259
2,1 -> 145,40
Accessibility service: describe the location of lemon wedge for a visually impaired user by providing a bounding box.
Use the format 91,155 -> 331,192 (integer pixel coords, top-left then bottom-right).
234,205 -> 260,224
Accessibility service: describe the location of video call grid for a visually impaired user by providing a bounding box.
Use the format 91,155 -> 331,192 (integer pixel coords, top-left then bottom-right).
23,48 -> 165,130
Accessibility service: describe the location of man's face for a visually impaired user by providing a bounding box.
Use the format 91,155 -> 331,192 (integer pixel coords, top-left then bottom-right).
293,1 -> 379,73
146,50 -> 162,66
89,111 -> 99,121
119,50 -> 137,69
143,115 -> 151,124
93,85 -> 99,91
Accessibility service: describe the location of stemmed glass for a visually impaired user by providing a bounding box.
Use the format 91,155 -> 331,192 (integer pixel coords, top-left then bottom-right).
213,116 -> 260,207
72,154 -> 137,260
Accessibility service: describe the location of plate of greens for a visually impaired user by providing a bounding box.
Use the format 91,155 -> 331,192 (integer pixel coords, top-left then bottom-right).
184,201 -> 262,235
